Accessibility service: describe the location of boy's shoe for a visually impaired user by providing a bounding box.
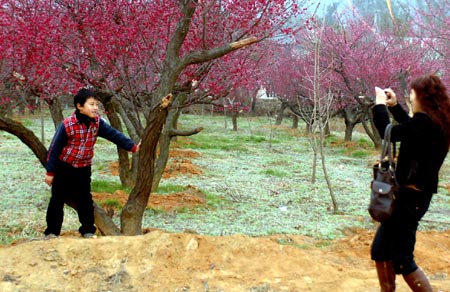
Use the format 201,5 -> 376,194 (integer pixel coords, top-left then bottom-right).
45,233 -> 58,240
83,233 -> 96,238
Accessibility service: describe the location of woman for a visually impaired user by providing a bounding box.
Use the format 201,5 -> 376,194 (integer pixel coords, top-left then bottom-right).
372,74 -> 450,291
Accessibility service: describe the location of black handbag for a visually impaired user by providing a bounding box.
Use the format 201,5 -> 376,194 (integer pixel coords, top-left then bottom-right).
368,124 -> 398,222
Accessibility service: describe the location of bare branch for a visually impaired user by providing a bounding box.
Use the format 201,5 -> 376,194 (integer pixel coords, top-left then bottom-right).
181,37 -> 258,66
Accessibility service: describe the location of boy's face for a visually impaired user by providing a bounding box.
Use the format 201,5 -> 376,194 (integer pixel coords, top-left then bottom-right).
77,97 -> 99,118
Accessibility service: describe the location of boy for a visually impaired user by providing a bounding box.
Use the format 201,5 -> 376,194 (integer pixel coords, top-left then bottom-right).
44,88 -> 140,238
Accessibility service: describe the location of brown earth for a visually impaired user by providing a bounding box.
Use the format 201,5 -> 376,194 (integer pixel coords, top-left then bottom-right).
1,229 -> 449,291
1,149 -> 449,291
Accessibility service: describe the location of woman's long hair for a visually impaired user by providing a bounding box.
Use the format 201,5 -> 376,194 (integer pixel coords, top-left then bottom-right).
411,74 -> 450,149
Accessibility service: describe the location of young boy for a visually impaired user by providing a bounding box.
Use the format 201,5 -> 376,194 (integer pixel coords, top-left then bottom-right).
44,88 -> 140,238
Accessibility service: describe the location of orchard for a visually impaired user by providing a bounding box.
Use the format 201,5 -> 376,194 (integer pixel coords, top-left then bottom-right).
1,0 -> 449,233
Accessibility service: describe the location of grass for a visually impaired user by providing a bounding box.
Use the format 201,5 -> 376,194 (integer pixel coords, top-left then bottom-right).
182,134 -> 251,152
103,199 -> 122,209
204,192 -> 227,208
0,112 -> 449,244
260,169 -> 289,177
156,184 -> 188,194
92,180 -> 131,193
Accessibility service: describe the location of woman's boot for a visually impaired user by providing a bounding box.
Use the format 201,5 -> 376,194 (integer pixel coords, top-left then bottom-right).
403,268 -> 432,292
376,261 -> 396,291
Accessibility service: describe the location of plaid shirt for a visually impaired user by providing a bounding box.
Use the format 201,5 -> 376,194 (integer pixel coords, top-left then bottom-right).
46,112 -> 137,175
58,113 -> 99,168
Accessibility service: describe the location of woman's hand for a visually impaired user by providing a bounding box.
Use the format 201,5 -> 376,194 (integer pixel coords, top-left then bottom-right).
375,87 -> 387,105
384,88 -> 398,107
375,87 -> 397,107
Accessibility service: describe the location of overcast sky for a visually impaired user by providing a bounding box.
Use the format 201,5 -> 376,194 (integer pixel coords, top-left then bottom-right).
313,0 -> 412,17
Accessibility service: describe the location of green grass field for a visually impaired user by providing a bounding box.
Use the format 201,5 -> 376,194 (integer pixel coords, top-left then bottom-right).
0,113 -> 449,244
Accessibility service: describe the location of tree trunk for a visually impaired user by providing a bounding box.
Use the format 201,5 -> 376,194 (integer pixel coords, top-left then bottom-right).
305,122 -> 312,134
97,93 -> 137,187
292,114 -> 298,129
324,121 -> 330,136
250,95 -> 257,116
106,110 -> 134,187
0,116 -> 47,167
319,129 -> 338,213
94,203 -> 121,235
46,97 -> 65,129
120,94 -> 172,235
344,121 -> 355,141
360,102 -> 382,149
341,106 -> 361,142
152,93 -> 202,192
310,136 -> 317,184
152,94 -> 186,192
362,119 -> 381,149
275,102 -> 287,125
232,112 -> 238,131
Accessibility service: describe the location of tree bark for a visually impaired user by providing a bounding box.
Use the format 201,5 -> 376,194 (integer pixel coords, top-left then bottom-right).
341,105 -> 362,141
152,93 -> 203,192
232,112 -> 238,131
103,98 -> 135,186
275,102 -> 288,125
94,203 -> 121,235
120,94 -> 173,235
344,120 -> 355,141
46,97 -> 65,129
356,97 -> 382,149
292,114 -> 299,129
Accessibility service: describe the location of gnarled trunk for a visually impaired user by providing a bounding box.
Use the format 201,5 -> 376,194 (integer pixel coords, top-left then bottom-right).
120,94 -> 172,235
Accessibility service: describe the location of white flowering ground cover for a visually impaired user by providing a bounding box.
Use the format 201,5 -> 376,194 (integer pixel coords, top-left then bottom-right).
1,113 -> 449,244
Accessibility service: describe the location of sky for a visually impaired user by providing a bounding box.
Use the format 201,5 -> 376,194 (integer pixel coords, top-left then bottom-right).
312,0 -> 413,19
314,0 -> 412,12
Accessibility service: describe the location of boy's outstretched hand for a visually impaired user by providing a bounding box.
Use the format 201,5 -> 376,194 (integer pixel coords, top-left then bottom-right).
134,140 -> 141,152
44,174 -> 54,186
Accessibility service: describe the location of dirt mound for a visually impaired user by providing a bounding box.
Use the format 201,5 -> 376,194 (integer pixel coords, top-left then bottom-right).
1,229 -> 449,292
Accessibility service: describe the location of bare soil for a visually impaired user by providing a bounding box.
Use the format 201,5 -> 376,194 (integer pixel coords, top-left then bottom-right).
1,229 -> 449,291
1,149 -> 449,292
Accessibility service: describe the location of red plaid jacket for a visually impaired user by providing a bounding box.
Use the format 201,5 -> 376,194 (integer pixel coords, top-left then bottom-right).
59,113 -> 99,168
46,112 -> 137,176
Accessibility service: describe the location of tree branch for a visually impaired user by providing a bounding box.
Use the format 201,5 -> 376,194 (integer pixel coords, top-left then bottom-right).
181,37 -> 258,66
168,127 -> 203,137
0,117 -> 47,167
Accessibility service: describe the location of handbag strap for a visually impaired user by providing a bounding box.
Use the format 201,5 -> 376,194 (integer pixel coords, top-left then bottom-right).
380,124 -> 396,169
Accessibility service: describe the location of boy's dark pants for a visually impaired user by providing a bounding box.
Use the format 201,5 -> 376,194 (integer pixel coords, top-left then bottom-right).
44,162 -> 96,236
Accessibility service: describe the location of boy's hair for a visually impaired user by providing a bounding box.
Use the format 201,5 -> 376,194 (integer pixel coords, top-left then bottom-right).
74,88 -> 97,108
